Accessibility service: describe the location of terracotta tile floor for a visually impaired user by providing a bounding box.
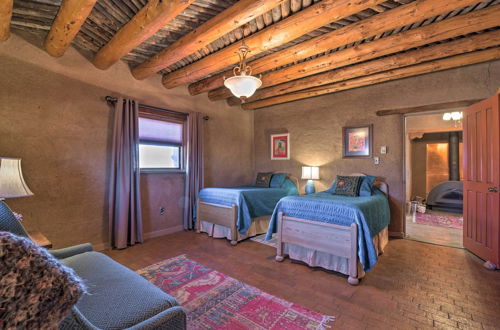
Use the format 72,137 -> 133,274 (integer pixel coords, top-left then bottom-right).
105,231 -> 500,329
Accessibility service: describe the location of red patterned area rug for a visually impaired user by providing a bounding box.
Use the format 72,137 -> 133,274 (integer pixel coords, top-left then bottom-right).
138,255 -> 333,330
414,212 -> 463,229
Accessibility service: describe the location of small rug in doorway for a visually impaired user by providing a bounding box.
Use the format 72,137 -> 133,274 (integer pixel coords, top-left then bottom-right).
250,233 -> 278,248
138,254 -> 333,330
414,212 -> 463,229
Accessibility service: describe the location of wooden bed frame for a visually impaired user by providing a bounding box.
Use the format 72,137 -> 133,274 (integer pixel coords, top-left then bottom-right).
196,175 -> 299,246
274,173 -> 388,285
196,200 -> 239,245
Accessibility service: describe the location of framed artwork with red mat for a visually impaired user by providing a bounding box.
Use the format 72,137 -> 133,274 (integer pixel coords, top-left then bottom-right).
271,133 -> 290,160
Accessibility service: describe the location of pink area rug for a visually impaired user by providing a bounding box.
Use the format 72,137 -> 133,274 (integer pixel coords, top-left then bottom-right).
415,212 -> 463,229
138,255 -> 333,330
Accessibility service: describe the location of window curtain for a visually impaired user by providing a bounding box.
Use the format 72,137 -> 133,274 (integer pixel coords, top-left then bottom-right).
184,112 -> 204,230
109,98 -> 143,249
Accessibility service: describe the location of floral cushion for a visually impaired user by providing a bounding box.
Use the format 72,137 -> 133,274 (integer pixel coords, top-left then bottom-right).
0,232 -> 86,329
333,175 -> 362,196
255,172 -> 273,187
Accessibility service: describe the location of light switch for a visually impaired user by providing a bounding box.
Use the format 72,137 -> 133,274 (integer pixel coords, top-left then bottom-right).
374,157 -> 380,165
380,146 -> 387,154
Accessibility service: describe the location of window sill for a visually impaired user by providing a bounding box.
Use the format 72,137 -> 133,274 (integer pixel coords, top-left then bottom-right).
140,169 -> 186,174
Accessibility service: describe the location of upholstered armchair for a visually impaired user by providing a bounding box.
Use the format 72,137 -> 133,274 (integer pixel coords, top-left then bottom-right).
0,201 -> 186,330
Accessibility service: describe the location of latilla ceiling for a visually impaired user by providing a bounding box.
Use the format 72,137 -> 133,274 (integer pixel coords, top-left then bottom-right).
5,0 -> 500,109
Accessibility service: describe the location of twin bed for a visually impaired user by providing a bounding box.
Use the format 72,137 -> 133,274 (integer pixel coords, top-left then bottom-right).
196,175 -> 299,245
196,173 -> 390,285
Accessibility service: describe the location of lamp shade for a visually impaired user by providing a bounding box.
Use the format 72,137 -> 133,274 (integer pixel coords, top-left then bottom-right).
301,166 -> 320,180
224,74 -> 262,99
0,158 -> 34,198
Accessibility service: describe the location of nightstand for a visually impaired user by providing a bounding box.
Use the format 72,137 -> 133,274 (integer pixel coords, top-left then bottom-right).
28,231 -> 52,249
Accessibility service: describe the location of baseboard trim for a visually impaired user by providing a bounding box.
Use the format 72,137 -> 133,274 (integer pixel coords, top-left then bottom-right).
90,226 -> 184,251
93,242 -> 110,252
144,225 -> 184,240
389,231 -> 405,238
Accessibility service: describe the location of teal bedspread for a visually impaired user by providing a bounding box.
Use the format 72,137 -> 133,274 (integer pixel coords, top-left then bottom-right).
198,180 -> 298,235
265,189 -> 390,272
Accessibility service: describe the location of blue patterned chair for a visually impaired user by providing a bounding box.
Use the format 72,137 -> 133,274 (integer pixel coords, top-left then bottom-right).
0,201 -> 186,329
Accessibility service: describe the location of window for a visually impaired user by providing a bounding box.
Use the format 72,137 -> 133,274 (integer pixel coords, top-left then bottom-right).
138,116 -> 184,170
139,144 -> 180,169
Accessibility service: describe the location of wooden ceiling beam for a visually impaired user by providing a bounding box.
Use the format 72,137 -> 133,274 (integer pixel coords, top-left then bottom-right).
160,0 -> 388,88
0,0 -> 13,41
188,0 -> 484,96
228,30 -> 500,106
214,6 -> 500,103
93,0 -> 196,70
44,0 -> 98,57
241,47 -> 500,110
130,0 -> 285,79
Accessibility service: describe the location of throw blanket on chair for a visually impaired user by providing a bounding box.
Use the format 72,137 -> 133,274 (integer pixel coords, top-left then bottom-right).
0,232 -> 86,329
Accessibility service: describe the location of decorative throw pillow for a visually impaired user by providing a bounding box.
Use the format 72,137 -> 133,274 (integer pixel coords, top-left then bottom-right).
0,232 -> 86,329
359,175 -> 376,196
281,178 -> 299,195
255,172 -> 273,187
270,173 -> 287,188
333,175 -> 362,196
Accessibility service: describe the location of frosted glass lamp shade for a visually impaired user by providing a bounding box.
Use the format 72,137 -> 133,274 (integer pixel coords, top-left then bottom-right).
224,74 -> 262,99
451,111 -> 463,120
301,166 -> 320,180
0,158 -> 34,198
443,112 -> 462,121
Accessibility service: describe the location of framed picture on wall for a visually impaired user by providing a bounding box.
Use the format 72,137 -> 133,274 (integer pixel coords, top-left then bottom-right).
342,125 -> 372,158
271,133 -> 290,160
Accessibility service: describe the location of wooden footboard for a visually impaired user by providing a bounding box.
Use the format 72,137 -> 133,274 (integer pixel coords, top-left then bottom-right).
275,212 -> 359,285
196,199 -> 238,245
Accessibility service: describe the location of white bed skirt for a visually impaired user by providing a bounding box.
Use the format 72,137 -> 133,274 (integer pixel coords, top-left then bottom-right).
199,216 -> 271,242
284,226 -> 389,278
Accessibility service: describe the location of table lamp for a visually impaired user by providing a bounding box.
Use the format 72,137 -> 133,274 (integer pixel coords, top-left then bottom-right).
301,166 -> 319,195
0,158 -> 34,234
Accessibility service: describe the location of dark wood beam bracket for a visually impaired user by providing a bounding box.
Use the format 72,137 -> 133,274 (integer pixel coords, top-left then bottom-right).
376,100 -> 483,116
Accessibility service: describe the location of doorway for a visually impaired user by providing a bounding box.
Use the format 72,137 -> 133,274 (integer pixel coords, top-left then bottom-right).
404,111 -> 464,248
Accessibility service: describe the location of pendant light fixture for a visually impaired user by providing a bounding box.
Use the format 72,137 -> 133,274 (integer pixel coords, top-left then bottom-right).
224,41 -> 262,102
442,111 -> 463,127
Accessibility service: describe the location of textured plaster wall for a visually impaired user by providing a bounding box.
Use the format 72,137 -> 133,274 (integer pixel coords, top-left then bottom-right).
0,34 -> 254,249
253,60 -> 500,235
140,174 -> 185,236
406,112 -> 464,132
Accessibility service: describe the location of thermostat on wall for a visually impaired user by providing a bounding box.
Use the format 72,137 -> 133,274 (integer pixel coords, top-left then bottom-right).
380,146 -> 387,154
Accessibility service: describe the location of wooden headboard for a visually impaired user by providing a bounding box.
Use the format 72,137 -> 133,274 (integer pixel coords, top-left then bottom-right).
285,173 -> 300,190
349,172 -> 389,196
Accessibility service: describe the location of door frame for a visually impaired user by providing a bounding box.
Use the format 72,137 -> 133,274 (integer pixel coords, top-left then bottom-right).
402,110 -> 465,237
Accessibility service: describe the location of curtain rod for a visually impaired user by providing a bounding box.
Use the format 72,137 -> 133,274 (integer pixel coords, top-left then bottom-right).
104,96 -> 209,120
